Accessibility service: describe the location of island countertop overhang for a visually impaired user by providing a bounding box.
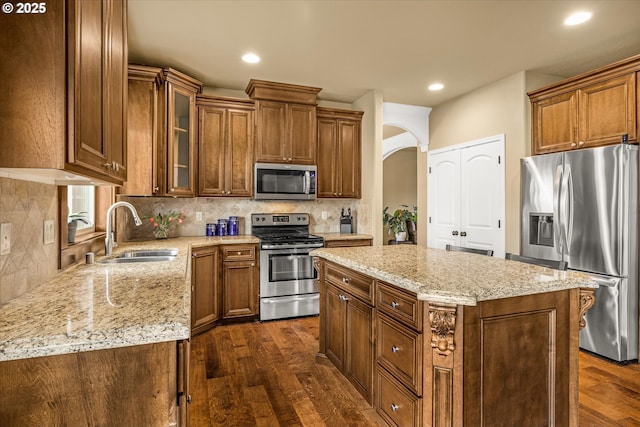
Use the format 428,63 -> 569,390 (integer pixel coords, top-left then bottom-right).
311,245 -> 598,306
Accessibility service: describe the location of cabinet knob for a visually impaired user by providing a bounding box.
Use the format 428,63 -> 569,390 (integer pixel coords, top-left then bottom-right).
237,251 -> 242,255
338,193 -> 342,196
227,191 -> 231,195
570,142 -> 577,148
390,301 -> 399,308
283,157 -> 287,161
221,190 -> 226,194
452,231 -> 459,236
391,346 -> 400,353
342,277 -> 350,284
460,231 -> 467,237
186,395 -> 192,404
288,157 -> 292,161
578,141 -> 584,147
390,404 -> 399,412
251,263 -> 255,267
153,186 -> 160,193
334,192 -> 338,196
103,163 -> 112,169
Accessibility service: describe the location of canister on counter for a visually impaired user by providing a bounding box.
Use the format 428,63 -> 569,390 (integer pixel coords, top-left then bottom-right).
217,218 -> 227,236
206,223 -> 217,236
228,216 -> 239,236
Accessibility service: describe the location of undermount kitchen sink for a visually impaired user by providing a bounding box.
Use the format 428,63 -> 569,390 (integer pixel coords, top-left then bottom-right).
100,248 -> 178,264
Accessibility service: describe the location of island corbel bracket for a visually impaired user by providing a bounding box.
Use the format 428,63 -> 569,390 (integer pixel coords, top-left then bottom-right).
579,287 -> 596,330
429,303 -> 457,356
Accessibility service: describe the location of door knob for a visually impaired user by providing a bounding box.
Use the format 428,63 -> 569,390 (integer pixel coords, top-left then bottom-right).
460,231 -> 467,237
452,231 -> 459,236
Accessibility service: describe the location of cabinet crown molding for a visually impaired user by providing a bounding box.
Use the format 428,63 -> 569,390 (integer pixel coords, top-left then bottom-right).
528,53 -> 640,99
163,67 -> 203,93
128,64 -> 163,85
245,79 -> 321,105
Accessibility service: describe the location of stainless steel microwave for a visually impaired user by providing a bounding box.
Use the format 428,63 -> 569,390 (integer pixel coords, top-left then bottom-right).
254,163 -> 317,200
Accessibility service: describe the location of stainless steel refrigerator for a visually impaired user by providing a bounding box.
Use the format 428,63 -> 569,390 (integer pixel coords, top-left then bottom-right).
521,144 -> 638,362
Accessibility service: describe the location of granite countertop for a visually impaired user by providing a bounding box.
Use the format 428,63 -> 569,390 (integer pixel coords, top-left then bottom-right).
311,245 -> 598,306
0,235 -> 259,362
314,233 -> 373,241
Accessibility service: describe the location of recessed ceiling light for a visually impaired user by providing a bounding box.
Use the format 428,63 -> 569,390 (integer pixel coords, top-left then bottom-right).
428,83 -> 444,91
564,11 -> 592,26
242,53 -> 260,64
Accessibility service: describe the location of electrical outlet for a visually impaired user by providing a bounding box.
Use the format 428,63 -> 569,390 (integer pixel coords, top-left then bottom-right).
1,223 -> 10,255
321,211 -> 328,220
195,211 -> 203,221
44,219 -> 55,245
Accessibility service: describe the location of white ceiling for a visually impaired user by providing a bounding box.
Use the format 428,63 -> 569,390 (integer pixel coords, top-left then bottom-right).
128,0 -> 640,107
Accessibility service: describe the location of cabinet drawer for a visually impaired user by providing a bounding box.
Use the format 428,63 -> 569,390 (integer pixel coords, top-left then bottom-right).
377,282 -> 423,331
324,239 -> 372,248
376,367 -> 422,427
325,262 -> 374,305
222,245 -> 256,261
377,313 -> 423,395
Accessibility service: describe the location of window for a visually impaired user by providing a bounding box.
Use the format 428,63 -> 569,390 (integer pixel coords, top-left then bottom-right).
67,185 -> 95,233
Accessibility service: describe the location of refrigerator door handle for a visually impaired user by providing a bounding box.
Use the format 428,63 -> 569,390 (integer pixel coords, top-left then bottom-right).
553,164 -> 564,255
564,164 -> 574,254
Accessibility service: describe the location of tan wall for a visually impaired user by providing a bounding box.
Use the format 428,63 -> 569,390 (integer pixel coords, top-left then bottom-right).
0,177 -> 58,305
419,71 -> 562,253
354,90 -> 384,245
383,148 -> 417,212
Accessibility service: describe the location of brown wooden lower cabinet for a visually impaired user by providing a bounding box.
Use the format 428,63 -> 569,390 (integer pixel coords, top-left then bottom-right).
0,340 -> 189,426
320,264 -> 375,403
316,259 -> 591,427
191,243 -> 259,335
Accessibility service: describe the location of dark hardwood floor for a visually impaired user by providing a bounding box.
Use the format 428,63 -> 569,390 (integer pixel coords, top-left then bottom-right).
189,316 -> 640,426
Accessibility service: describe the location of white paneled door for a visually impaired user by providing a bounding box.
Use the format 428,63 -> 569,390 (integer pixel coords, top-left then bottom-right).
427,135 -> 505,258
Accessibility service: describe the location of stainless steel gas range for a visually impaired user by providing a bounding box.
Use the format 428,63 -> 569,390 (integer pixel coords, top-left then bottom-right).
251,213 -> 324,321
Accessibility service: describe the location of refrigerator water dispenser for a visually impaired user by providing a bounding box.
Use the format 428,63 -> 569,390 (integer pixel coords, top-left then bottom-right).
529,213 -> 553,247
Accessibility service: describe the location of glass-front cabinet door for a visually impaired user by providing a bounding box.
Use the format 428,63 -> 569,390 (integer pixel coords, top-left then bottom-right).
161,68 -> 202,197
167,83 -> 196,196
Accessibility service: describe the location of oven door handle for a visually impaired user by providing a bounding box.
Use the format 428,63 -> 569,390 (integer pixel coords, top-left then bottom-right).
261,294 -> 320,304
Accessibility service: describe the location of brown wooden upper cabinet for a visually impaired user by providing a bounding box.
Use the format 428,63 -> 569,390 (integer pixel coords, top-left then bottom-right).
246,80 -> 321,165
529,55 -> 639,155
197,96 -> 254,197
121,66 -> 202,196
317,107 -> 364,198
0,0 -> 128,185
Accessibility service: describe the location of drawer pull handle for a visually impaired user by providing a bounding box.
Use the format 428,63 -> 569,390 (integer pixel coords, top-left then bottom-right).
390,404 -> 399,412
339,295 -> 349,302
390,301 -> 399,308
237,251 -> 242,255
391,346 -> 400,353
342,277 -> 350,284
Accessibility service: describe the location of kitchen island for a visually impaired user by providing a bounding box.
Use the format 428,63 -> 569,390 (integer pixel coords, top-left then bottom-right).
311,245 -> 597,427
0,236 -> 257,426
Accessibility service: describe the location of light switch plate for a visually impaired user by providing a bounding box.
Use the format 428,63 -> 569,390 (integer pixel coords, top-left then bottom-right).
1,223 -> 10,255
44,219 -> 55,245
195,211 -> 203,221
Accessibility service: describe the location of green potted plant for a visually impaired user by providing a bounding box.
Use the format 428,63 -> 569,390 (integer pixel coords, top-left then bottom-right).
383,207 -> 412,241
68,211 -> 91,243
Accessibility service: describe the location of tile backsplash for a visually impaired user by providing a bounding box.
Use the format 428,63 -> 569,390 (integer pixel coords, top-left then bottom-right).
117,196 -> 369,241
0,178 -> 58,305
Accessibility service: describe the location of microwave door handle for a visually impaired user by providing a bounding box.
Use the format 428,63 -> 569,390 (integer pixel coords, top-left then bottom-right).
304,171 -> 310,194
553,164 -> 563,255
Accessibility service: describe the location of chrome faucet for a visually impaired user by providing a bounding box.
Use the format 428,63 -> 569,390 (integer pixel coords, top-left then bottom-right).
105,201 -> 143,256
